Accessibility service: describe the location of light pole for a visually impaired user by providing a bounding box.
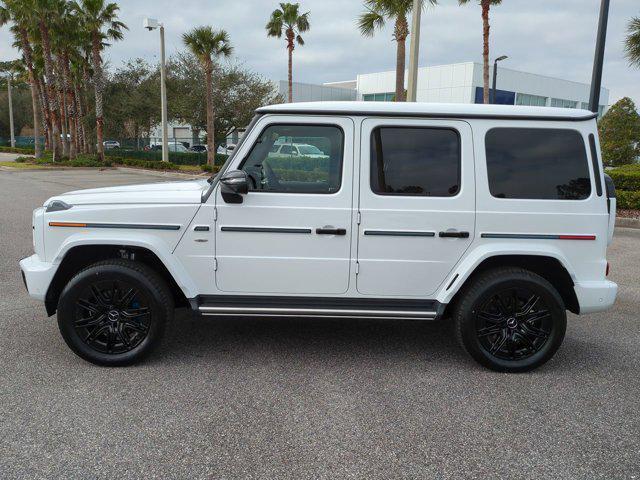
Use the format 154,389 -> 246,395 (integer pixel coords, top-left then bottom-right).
491,55 -> 508,104
144,17 -> 169,162
406,0 -> 422,102
7,75 -> 15,148
589,0 -> 610,114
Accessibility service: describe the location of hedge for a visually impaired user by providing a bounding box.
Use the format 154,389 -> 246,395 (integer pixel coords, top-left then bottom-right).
105,149 -> 228,166
0,146 -> 36,154
617,190 -> 640,210
608,165 -> 640,192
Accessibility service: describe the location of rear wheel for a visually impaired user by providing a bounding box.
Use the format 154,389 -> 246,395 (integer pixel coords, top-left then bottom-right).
57,259 -> 173,366
453,267 -> 566,372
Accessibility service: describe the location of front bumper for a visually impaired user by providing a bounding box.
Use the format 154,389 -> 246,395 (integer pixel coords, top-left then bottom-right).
19,254 -> 58,302
574,280 -> 618,314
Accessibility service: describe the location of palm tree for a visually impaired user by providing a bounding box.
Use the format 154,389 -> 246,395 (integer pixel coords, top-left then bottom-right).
459,0 -> 502,104
32,0 -> 65,158
625,16 -> 640,68
72,0 -> 126,161
183,26 -> 233,166
266,3 -> 310,103
358,0 -> 435,102
1,0 -> 44,157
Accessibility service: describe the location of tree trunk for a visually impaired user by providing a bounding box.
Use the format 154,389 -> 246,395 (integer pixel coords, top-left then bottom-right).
286,29 -> 295,103
17,28 -> 43,158
205,61 -> 215,166
57,56 -> 72,158
61,54 -> 76,159
28,71 -> 43,159
39,20 -> 63,159
394,16 -> 409,102
482,1 -> 491,104
92,34 -> 105,161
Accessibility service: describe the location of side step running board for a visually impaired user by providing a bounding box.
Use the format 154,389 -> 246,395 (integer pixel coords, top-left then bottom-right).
198,305 -> 438,320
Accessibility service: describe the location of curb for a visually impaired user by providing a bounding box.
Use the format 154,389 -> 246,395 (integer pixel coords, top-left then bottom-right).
616,217 -> 640,229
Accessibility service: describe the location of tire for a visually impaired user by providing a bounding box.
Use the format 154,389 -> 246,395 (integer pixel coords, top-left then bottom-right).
453,267 -> 566,373
57,259 -> 174,366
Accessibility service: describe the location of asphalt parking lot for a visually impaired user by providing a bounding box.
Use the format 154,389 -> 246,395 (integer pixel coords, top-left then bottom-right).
1,168 -> 639,479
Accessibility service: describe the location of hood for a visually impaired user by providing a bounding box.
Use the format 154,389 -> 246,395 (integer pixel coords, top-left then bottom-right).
45,179 -> 209,206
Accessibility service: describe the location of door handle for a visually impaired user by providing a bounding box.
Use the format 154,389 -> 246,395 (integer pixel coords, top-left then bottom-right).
316,227 -> 346,235
439,231 -> 470,238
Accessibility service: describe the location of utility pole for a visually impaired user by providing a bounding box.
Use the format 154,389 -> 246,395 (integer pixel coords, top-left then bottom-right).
144,17 -> 169,162
589,0 -> 610,114
7,76 -> 15,148
159,24 -> 169,162
406,0 -> 422,102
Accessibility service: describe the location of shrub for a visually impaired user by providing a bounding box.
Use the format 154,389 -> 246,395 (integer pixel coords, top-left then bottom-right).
608,168 -> 640,192
617,190 -> 640,210
0,146 -> 35,154
105,149 -> 228,166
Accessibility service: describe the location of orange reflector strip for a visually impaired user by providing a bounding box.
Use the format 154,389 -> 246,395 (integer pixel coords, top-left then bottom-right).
49,222 -> 87,228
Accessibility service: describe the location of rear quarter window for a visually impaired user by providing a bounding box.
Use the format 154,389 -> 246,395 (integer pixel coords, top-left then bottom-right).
485,128 -> 591,200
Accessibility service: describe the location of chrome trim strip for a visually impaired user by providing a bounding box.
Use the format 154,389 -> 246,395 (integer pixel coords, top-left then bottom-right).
364,230 -> 436,237
198,306 -> 438,319
220,226 -> 312,234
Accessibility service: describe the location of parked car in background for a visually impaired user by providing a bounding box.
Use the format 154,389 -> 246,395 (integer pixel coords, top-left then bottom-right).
217,144 -> 236,155
20,102 -> 617,372
189,145 -> 208,153
146,142 -> 189,153
103,140 -> 120,150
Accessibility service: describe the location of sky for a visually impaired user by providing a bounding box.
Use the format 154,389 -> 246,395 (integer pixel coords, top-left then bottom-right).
1,0 -> 639,104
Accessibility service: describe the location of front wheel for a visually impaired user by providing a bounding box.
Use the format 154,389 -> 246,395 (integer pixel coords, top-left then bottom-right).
57,259 -> 173,366
453,267 -> 567,373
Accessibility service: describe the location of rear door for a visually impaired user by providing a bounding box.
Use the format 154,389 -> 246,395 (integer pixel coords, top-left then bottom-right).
214,116 -> 354,295
356,118 -> 475,296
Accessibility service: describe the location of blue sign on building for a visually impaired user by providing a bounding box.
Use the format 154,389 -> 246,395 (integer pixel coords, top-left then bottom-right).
475,87 -> 515,105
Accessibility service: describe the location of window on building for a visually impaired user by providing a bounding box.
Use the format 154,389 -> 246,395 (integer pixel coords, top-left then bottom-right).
240,124 -> 344,194
580,103 -> 606,118
363,92 -> 396,102
485,128 -> 591,200
475,87 -> 515,105
516,93 -> 548,107
550,98 -> 578,109
370,127 -> 460,197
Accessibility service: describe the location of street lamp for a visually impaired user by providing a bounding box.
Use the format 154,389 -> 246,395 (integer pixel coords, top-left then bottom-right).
491,55 -> 508,104
406,0 -> 422,102
589,0 -> 610,114
144,17 -> 169,162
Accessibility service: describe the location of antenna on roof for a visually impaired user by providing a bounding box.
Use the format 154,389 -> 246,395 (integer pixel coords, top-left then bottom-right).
588,0 -> 610,114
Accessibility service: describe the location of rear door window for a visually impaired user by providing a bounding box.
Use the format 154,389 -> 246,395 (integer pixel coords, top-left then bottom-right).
370,127 -> 461,197
485,128 -> 591,200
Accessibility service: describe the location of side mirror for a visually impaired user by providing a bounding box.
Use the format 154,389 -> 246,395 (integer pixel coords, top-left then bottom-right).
220,169 -> 248,204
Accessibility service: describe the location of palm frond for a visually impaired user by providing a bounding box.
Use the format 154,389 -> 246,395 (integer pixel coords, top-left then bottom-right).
625,17 -> 640,68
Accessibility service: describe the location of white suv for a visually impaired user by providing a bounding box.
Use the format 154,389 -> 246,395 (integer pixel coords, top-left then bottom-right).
20,102 -> 618,372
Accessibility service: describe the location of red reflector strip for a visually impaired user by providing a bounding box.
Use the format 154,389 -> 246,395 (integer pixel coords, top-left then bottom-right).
558,235 -> 596,241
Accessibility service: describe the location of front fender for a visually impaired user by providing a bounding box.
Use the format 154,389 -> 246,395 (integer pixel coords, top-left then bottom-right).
52,233 -> 198,299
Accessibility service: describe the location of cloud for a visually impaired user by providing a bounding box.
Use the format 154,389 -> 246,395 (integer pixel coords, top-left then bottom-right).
0,0 -> 638,104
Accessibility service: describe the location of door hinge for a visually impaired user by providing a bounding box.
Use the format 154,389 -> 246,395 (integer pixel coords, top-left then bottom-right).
357,211 -> 361,225
213,258 -> 218,271
355,261 -> 359,275
213,207 -> 218,222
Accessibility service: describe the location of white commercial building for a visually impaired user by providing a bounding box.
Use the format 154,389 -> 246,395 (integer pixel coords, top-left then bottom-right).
321,62 -> 609,116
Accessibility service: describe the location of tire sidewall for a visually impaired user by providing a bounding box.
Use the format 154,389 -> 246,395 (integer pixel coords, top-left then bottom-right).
459,272 -> 567,372
57,263 -> 168,366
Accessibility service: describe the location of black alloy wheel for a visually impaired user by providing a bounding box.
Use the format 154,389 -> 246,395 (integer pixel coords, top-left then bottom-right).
73,280 -> 152,355
57,259 -> 173,366
454,267 -> 567,372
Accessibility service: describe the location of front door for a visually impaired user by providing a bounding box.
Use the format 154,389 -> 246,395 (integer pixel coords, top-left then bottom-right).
356,118 -> 475,297
214,116 -> 354,295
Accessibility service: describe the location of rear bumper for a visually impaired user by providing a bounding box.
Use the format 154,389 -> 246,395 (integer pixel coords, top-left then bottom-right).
574,280 -> 618,314
19,254 -> 57,302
